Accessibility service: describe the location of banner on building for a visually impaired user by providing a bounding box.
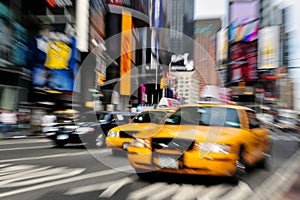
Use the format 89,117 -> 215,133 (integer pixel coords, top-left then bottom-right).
258,26 -> 280,69
230,42 -> 258,82
30,30 -> 78,92
216,28 -> 228,68
170,53 -> 194,71
120,10 -> 132,96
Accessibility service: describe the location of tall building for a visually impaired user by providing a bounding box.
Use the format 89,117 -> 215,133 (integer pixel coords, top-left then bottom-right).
0,0 -> 31,113
173,71 -> 200,104
194,18 -> 222,93
161,0 -> 196,103
169,0 -> 194,57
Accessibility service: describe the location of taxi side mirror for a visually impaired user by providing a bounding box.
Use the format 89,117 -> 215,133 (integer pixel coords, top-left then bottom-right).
249,121 -> 260,129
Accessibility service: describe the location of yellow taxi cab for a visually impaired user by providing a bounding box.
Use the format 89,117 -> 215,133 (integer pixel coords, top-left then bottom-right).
127,104 -> 271,181
105,109 -> 175,154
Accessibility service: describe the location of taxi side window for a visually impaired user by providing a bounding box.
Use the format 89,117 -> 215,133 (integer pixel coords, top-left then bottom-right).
246,111 -> 260,129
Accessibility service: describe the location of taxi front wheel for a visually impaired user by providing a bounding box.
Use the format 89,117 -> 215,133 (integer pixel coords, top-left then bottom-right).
135,168 -> 157,181
231,149 -> 247,184
95,133 -> 105,148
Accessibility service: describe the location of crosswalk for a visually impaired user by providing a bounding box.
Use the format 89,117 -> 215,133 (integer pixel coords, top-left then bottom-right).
0,162 -> 254,200
0,163 -> 85,188
66,178 -> 253,200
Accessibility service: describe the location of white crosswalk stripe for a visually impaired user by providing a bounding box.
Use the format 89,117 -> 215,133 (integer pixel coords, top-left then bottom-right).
65,176 -> 251,200
0,165 -> 37,176
0,139 -> 50,146
127,183 -> 168,200
99,177 -> 135,198
0,163 -> 85,188
221,181 -> 253,200
198,184 -> 232,200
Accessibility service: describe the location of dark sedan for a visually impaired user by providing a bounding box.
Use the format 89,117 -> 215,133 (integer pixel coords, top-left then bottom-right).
46,111 -> 136,147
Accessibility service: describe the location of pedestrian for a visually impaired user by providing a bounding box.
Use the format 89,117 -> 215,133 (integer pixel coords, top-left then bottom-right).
0,110 -> 17,134
41,112 -> 57,134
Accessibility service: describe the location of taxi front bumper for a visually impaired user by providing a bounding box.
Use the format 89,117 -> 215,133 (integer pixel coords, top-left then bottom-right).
127,148 -> 239,176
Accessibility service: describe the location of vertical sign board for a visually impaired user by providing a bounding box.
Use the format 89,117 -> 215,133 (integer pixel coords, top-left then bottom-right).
120,11 -> 132,95
258,26 -> 280,70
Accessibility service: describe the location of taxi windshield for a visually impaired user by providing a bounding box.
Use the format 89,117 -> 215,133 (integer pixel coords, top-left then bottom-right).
132,111 -> 169,124
164,106 -> 240,128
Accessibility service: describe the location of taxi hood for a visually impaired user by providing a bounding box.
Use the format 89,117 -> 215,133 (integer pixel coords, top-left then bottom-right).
134,125 -> 243,142
110,123 -> 160,132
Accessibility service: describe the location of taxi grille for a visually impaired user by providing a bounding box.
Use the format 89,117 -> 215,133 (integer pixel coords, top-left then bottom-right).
152,138 -> 195,152
119,131 -> 139,138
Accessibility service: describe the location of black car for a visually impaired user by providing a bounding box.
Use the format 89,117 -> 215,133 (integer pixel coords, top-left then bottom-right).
47,111 -> 136,147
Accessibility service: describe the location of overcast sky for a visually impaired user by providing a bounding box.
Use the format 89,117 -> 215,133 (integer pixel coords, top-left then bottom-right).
194,0 -> 227,20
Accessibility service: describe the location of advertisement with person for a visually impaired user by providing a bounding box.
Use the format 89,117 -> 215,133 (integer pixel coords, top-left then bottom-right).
30,29 -> 78,92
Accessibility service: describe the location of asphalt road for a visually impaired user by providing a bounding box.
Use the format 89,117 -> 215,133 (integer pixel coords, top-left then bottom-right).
0,130 -> 299,200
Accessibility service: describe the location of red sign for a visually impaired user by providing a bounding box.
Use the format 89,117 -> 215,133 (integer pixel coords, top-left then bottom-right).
46,0 -> 72,8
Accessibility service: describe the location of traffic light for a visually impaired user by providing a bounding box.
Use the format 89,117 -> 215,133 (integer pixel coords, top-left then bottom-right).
97,72 -> 105,85
160,78 -> 166,89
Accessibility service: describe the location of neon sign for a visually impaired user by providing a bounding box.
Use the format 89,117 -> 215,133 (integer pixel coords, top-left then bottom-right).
46,0 -> 73,8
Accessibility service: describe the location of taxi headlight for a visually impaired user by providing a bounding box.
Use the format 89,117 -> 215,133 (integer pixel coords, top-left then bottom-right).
130,138 -> 150,148
196,142 -> 231,154
107,131 -> 119,137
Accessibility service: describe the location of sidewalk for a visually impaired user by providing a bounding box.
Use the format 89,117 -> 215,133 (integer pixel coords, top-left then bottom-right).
278,172 -> 300,200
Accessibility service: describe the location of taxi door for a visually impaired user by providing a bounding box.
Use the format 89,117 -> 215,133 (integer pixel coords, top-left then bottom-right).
246,110 -> 269,162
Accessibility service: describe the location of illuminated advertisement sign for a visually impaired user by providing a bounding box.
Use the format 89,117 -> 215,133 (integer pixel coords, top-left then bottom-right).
30,31 -> 78,92
230,42 -> 257,82
258,26 -> 280,69
216,28 -> 228,68
120,11 -> 132,96
170,53 -> 194,71
108,0 -> 149,16
229,0 -> 259,26
46,0 -> 73,8
229,20 -> 259,42
0,3 -> 27,68
229,0 -> 259,83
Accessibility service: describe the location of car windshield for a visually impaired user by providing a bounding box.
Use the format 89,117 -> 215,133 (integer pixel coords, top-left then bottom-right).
112,114 -> 134,124
132,111 -> 170,124
77,113 -> 98,123
164,106 -> 241,128
277,116 -> 297,124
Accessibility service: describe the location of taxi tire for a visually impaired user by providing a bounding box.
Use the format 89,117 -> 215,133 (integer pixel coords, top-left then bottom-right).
55,140 -> 66,147
135,169 -> 156,181
231,147 -> 247,184
95,133 -> 105,148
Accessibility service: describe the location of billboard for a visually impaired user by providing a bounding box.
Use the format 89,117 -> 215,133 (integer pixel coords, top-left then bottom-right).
30,31 -> 78,92
170,53 -> 194,71
0,3 -> 27,68
258,26 -> 280,69
230,42 -> 257,82
229,20 -> 259,42
120,10 -> 132,96
216,28 -> 228,68
229,0 -> 260,26
108,0 -> 149,16
229,0 -> 259,83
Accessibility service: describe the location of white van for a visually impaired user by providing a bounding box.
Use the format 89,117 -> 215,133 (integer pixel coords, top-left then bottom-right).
275,109 -> 299,132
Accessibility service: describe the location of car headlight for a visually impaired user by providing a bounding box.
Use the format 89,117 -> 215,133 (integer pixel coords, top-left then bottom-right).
196,142 -> 231,154
76,127 -> 95,134
107,131 -> 119,137
130,138 -> 150,148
